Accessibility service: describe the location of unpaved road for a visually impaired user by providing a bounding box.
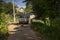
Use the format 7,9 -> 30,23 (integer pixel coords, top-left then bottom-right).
7,24 -> 38,40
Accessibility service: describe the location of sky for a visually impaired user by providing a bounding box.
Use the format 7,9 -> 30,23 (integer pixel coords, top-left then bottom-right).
3,0 -> 26,8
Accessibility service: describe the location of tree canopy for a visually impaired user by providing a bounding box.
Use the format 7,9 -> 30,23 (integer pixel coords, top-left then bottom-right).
24,0 -> 60,19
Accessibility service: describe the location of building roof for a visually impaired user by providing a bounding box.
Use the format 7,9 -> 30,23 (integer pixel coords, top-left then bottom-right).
20,13 -> 35,18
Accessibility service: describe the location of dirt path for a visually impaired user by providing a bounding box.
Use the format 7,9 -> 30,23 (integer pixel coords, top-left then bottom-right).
7,24 -> 38,40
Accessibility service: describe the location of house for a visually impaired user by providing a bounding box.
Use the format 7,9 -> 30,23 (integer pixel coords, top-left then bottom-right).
19,12 -> 35,24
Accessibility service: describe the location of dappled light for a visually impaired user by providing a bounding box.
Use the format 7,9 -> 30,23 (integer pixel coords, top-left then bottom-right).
8,24 -> 37,40
0,0 -> 60,40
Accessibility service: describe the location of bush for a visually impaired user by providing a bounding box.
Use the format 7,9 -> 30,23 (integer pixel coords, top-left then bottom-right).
32,18 -> 60,40
0,13 -> 8,40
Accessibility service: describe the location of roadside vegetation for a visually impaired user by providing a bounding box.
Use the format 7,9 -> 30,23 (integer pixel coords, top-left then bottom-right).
0,0 -> 60,40
0,0 -> 17,40
0,13 -> 8,40
32,18 -> 60,40
24,0 -> 60,40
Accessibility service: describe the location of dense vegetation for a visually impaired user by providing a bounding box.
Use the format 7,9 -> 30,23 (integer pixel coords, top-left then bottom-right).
0,0 -> 60,40
0,0 -> 15,40
24,0 -> 60,40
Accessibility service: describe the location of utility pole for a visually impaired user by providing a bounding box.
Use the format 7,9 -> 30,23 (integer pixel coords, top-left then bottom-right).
13,0 -> 16,23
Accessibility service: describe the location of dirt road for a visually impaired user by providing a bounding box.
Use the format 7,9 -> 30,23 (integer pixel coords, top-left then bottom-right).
7,24 -> 38,40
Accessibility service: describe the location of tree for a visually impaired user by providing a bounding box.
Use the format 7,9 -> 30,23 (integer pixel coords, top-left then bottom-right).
24,0 -> 60,40
24,3 -> 32,13
0,0 -> 8,40
3,2 -> 13,14
24,0 -> 60,25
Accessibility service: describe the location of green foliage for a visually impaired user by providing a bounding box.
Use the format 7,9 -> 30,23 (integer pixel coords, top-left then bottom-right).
0,13 -> 8,40
25,1 -> 60,40
32,18 -> 60,40
2,2 -> 13,15
0,0 -> 9,40
24,3 -> 32,13
24,0 -> 60,19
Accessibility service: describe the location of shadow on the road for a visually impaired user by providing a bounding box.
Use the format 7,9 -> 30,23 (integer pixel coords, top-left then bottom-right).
8,24 -> 37,40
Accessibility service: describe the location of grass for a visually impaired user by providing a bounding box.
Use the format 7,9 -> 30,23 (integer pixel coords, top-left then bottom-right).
32,19 -> 60,40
